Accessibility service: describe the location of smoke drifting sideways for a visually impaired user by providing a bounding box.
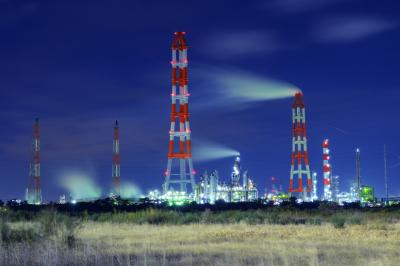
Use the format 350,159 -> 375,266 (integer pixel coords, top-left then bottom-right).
192,66 -> 300,110
59,171 -> 102,201
119,181 -> 142,199
192,140 -> 240,162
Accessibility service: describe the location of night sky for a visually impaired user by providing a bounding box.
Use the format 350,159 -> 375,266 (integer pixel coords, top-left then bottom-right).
0,0 -> 399,201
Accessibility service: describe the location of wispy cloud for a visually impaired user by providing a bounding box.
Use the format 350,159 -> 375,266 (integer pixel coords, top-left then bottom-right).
314,16 -> 396,43
199,30 -> 282,58
265,0 -> 343,14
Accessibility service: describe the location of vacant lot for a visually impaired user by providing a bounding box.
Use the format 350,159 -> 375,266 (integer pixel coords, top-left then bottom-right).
0,208 -> 400,265
76,222 -> 400,266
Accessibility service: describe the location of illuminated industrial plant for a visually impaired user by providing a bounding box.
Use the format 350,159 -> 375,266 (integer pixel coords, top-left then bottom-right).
194,157 -> 258,204
19,31 -> 391,207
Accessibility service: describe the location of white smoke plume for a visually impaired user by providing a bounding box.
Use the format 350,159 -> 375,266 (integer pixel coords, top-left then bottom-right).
120,181 -> 142,199
59,171 -> 102,201
192,66 -> 299,110
192,140 -> 240,162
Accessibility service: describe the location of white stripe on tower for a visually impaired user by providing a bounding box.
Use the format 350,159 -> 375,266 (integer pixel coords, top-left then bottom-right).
323,139 -> 331,200
112,120 -> 121,196
164,32 -> 196,194
289,92 -> 312,197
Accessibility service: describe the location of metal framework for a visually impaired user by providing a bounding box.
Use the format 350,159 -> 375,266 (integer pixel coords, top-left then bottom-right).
112,120 -> 121,196
26,118 -> 42,204
164,32 -> 196,194
289,92 -> 312,196
231,156 -> 241,186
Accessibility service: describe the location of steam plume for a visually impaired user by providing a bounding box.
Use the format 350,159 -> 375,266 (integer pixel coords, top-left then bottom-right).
59,171 -> 101,201
192,67 -> 299,110
192,140 -> 239,162
120,181 -> 142,199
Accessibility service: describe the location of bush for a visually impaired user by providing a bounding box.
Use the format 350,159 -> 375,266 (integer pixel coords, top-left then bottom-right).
307,217 -> 322,225
348,216 -> 363,225
331,215 -> 345,229
0,221 -> 41,243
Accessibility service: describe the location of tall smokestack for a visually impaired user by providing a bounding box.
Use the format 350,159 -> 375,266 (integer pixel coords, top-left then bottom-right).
112,120 -> 121,196
289,92 -> 312,199
164,32 -> 196,194
356,148 -> 361,198
26,118 -> 42,204
312,172 -> 318,201
384,144 -> 388,203
323,139 -> 332,201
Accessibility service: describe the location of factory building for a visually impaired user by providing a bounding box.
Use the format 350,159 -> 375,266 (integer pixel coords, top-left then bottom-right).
195,157 -> 258,204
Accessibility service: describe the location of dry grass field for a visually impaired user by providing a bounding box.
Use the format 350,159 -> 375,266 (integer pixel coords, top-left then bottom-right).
76,222 -> 400,266
1,221 -> 399,265
1,208 -> 400,265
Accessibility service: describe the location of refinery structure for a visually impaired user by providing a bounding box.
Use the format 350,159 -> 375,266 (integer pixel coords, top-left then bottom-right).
194,157 -> 258,204
23,32 -> 394,207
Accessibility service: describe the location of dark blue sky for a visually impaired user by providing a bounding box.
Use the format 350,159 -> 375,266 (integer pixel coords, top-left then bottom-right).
0,0 -> 399,200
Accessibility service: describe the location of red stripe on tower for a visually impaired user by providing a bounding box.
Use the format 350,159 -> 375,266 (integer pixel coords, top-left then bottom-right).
112,120 -> 121,196
289,92 -> 312,197
26,118 -> 42,204
164,32 -> 196,194
323,139 -> 332,200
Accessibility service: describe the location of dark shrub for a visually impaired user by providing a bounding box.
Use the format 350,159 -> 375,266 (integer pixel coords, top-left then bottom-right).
331,215 -> 345,229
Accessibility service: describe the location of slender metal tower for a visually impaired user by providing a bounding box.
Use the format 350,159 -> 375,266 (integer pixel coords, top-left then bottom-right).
323,139 -> 332,201
331,175 -> 339,201
242,170 -> 249,201
356,148 -> 361,198
271,176 -> 277,194
384,144 -> 388,203
312,172 -> 318,201
289,92 -> 312,197
164,32 -> 196,194
26,118 -> 42,204
209,170 -> 218,204
112,120 -> 121,196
